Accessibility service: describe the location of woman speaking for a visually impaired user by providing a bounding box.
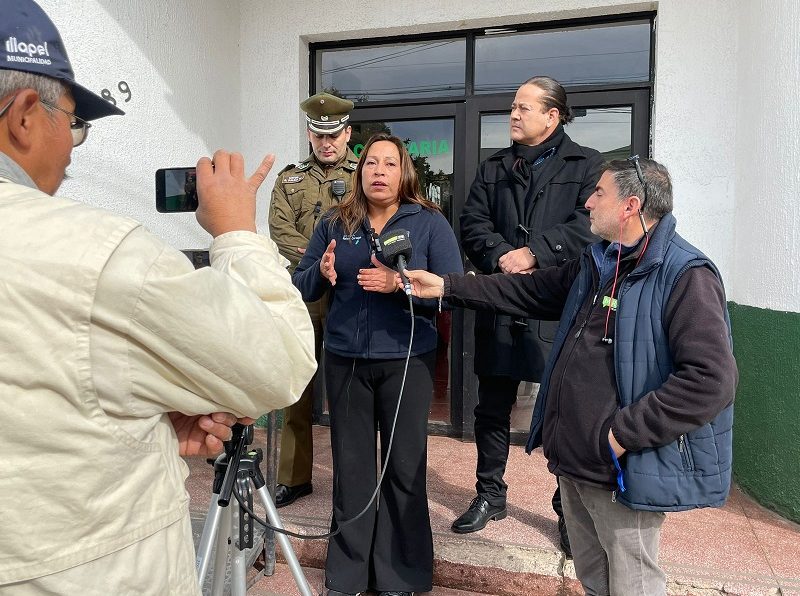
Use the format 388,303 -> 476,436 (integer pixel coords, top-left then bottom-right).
293,133 -> 463,596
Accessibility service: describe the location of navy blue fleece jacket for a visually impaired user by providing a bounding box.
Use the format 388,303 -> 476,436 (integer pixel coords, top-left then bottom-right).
293,203 -> 463,359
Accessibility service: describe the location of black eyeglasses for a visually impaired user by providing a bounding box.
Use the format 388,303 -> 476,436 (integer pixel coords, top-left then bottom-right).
0,95 -> 16,120
39,99 -> 92,147
628,154 -> 649,236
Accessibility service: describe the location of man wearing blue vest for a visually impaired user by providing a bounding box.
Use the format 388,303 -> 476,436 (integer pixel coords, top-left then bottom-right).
403,157 -> 738,595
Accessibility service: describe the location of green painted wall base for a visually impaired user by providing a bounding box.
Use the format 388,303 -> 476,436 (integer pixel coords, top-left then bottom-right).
729,303 -> 800,523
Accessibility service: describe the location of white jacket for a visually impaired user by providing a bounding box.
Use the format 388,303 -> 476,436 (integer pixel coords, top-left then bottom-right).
0,177 -> 315,589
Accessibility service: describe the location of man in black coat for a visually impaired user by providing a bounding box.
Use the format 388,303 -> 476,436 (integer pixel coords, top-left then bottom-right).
455,76 -> 603,551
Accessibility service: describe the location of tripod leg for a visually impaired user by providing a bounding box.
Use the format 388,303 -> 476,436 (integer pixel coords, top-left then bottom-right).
196,497 -> 223,584
255,485 -> 315,596
230,477 -> 251,596
211,503 -> 232,596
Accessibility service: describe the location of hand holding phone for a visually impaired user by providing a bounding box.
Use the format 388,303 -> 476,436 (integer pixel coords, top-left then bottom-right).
194,151 -> 276,237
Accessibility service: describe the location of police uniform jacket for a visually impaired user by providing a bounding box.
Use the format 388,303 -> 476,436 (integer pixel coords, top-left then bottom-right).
269,148 -> 358,273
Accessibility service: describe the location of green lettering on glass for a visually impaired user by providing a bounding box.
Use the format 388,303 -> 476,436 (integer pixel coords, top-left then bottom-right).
361,139 -> 451,158
409,139 -> 451,156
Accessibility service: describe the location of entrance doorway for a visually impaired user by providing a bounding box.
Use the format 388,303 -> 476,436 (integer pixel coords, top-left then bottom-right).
312,14 -> 655,440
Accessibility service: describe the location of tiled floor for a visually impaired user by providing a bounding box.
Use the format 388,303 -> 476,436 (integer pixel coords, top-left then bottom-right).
185,426 -> 800,596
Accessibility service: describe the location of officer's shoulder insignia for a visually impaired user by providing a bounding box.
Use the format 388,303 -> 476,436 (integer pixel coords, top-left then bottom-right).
282,174 -> 305,184
296,162 -> 313,172
277,163 -> 296,175
344,161 -> 358,171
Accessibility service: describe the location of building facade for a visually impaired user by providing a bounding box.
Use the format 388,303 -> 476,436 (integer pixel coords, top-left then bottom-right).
36,0 -> 800,522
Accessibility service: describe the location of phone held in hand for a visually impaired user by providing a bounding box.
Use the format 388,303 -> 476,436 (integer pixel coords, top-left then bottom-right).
155,167 -> 198,212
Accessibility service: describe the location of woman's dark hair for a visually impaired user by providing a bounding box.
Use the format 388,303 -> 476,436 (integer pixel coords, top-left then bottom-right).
523,75 -> 574,125
330,133 -> 440,237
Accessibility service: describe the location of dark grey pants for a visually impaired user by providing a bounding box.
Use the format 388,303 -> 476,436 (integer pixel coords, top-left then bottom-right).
560,476 -> 666,596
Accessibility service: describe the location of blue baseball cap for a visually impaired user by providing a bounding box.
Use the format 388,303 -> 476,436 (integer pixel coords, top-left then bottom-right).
1,0 -> 124,120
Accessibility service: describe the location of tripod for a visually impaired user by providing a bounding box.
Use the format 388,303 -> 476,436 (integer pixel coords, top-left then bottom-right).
195,423 -> 314,596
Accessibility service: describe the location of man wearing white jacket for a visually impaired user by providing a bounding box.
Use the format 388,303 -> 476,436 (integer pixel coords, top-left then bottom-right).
0,1 -> 316,594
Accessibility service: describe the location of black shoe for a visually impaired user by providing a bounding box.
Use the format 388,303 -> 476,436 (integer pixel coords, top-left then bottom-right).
326,591 -> 360,596
451,495 -> 507,534
558,515 -> 572,559
379,592 -> 413,596
274,482 -> 312,508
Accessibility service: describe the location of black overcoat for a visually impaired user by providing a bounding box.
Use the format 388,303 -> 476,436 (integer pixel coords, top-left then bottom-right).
459,133 -> 603,381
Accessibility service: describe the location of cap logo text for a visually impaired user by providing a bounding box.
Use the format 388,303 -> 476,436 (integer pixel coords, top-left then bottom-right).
5,37 -> 52,65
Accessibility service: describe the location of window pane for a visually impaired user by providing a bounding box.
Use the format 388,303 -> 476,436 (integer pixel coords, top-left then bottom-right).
480,106 -> 632,162
318,39 -> 466,102
475,21 -> 650,93
565,107 -> 632,160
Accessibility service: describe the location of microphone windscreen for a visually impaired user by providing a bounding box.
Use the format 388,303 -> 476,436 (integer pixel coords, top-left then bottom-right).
379,229 -> 412,266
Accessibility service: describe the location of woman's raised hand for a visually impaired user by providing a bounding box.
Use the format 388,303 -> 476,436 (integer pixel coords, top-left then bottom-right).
358,253 -> 402,293
320,239 -> 337,285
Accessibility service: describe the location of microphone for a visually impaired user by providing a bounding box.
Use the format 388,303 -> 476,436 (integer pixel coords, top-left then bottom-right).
378,229 -> 413,296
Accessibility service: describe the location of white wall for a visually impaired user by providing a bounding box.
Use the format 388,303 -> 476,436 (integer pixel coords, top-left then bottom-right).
733,0 -> 800,312
39,0 -> 241,249
650,0 -> 739,291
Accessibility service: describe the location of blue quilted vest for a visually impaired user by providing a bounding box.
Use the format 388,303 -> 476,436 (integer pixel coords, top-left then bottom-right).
526,214 -> 734,511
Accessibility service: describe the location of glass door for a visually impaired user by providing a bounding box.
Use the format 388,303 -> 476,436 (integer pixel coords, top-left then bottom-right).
463,89 -> 650,441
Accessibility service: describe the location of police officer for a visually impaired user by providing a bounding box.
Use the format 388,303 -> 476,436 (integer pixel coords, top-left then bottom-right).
269,92 -> 358,507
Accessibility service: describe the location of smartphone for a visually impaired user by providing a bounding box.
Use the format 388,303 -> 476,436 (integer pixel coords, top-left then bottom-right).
155,167 -> 198,212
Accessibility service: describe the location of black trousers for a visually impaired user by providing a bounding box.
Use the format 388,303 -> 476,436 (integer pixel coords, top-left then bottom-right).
474,374 -> 520,506
473,374 -> 564,523
324,350 -> 435,594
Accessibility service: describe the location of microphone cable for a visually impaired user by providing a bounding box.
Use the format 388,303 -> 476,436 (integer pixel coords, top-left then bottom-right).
232,293 -> 416,541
